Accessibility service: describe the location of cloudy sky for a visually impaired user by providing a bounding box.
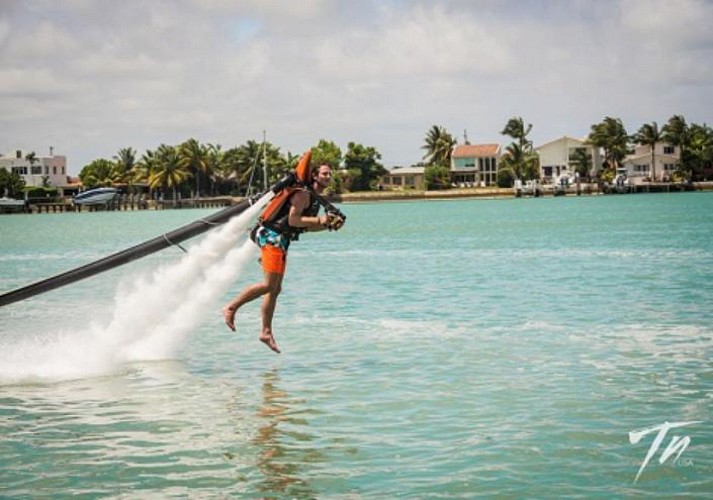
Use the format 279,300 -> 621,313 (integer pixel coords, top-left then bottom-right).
2,0 -> 712,175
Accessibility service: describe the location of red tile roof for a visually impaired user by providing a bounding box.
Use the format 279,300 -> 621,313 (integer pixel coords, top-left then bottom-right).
452,144 -> 500,158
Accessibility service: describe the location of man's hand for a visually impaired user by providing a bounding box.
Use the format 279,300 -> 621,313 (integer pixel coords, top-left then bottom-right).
325,212 -> 345,231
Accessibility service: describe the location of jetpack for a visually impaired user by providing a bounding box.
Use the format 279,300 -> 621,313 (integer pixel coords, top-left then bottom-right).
257,150 -> 346,228
0,151 -> 342,308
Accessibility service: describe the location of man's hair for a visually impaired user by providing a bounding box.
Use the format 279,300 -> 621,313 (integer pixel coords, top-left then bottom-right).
310,162 -> 332,178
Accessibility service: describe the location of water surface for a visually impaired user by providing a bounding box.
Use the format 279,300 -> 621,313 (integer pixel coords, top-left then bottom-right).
1,192 -> 712,497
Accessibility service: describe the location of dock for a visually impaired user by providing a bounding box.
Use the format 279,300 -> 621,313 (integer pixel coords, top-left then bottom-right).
14,195 -> 240,214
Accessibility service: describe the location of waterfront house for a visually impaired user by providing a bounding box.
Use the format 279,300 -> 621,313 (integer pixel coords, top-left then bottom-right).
450,144 -> 501,187
0,148 -> 71,191
620,143 -> 680,183
381,165 -> 425,190
534,136 -> 601,181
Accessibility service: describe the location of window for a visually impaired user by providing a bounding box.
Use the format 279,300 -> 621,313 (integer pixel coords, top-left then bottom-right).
53,166 -> 57,175
12,166 -> 28,175
663,146 -> 674,155
31,166 -> 42,174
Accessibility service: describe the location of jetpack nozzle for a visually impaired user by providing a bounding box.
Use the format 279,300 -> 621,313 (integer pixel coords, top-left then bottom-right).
271,172 -> 297,194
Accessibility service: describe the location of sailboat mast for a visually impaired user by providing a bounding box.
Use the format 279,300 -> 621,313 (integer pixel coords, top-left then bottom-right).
262,130 -> 268,192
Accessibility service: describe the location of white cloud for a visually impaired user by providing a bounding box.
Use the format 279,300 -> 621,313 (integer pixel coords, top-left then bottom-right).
314,4 -> 514,80
0,0 -> 712,173
5,20 -> 79,59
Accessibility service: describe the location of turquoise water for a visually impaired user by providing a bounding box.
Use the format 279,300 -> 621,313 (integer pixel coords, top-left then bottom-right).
1,193 -> 712,498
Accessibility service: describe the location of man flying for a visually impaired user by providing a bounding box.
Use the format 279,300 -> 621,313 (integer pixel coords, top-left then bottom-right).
222,156 -> 344,353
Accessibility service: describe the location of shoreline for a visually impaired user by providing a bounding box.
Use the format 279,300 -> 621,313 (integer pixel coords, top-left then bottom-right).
3,182 -> 713,215
331,181 -> 713,204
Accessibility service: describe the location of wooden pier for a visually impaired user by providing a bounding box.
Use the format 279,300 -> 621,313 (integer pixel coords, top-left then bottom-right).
23,196 -> 238,214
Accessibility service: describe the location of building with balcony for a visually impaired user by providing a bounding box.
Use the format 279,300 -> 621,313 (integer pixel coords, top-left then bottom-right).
0,149 -> 69,189
450,144 -> 501,187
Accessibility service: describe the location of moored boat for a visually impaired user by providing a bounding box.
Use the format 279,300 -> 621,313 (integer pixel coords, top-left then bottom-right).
73,187 -> 119,205
0,196 -> 26,213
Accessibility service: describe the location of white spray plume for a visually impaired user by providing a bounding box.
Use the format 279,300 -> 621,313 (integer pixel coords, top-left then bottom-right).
0,192 -> 273,384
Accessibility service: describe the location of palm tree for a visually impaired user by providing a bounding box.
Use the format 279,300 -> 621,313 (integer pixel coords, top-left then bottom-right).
148,144 -> 191,200
587,116 -> 629,177
688,123 -> 713,180
498,142 -> 539,181
25,151 -> 39,174
236,139 -> 265,191
569,147 -> 593,180
179,138 -> 209,197
500,117 -> 537,181
422,125 -> 456,167
633,122 -> 661,181
113,147 -> 137,191
264,143 -> 289,186
501,117 -> 533,148
219,147 -> 243,194
662,115 -> 689,175
134,149 -> 154,182
203,143 -> 223,196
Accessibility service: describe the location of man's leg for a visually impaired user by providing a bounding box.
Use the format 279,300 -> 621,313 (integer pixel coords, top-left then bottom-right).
259,272 -> 283,353
223,243 -> 286,332
222,279 -> 271,332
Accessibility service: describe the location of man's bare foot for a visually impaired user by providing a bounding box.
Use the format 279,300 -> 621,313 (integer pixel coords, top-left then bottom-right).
260,330 -> 281,354
222,306 -> 237,332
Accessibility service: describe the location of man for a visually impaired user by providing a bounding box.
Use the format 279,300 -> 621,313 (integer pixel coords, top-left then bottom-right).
222,162 -> 344,353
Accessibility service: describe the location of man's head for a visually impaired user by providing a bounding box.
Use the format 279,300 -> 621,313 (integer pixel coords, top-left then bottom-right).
311,163 -> 332,191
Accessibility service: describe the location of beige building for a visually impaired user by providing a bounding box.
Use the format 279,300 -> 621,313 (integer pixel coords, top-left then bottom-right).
381,166 -> 425,190
0,149 -> 69,188
534,136 -> 601,180
620,143 -> 680,183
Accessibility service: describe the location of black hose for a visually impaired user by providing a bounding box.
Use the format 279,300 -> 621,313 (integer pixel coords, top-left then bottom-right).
0,194 -> 261,308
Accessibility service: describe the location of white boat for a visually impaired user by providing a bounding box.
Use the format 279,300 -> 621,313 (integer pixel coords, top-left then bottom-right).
0,196 -> 25,212
553,173 -> 576,196
0,196 -> 24,207
73,187 -> 119,205
515,179 -> 542,197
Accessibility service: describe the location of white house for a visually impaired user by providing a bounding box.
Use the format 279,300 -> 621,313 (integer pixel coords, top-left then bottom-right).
451,144 -> 501,186
534,136 -> 601,180
620,143 -> 680,183
0,149 -> 69,188
381,165 -> 425,190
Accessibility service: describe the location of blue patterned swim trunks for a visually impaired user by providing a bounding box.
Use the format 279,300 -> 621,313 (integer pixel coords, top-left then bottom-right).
251,225 -> 291,252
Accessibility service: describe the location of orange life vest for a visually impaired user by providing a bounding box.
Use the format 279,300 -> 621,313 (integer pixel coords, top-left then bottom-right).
256,151 -> 316,237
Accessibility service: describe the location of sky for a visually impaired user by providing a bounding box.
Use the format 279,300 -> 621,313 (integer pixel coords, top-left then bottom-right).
1,0 -> 712,175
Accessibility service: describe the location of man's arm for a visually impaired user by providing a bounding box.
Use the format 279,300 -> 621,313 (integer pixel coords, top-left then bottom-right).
287,191 -> 328,232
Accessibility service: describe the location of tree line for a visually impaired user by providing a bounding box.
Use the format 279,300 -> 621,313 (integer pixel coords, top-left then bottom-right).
2,115 -> 712,199
420,115 -> 713,188
77,138 -> 387,199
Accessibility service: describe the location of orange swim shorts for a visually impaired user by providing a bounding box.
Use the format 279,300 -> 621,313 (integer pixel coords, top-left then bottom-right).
261,244 -> 287,275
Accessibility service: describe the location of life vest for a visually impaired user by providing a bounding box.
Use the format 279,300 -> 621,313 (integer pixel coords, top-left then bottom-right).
255,151 -> 319,239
